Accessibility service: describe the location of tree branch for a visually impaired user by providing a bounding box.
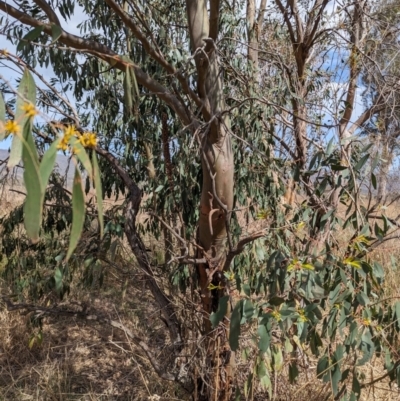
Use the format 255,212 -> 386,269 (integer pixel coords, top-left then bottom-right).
104,0 -> 201,110
209,0 -> 220,41
0,0 -> 191,125
339,0 -> 365,138
33,0 -> 60,25
274,0 -> 296,45
223,231 -> 266,271
304,0 -> 330,49
347,94 -> 385,135
95,147 -> 182,346
257,0 -> 268,28
105,0 -> 171,72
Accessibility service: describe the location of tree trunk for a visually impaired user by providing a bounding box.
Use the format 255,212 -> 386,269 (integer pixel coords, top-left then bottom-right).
186,1 -> 235,399
377,140 -> 391,204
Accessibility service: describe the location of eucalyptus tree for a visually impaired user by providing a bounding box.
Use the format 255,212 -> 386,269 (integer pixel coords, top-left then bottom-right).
1,1 -> 400,400
360,0 -> 400,203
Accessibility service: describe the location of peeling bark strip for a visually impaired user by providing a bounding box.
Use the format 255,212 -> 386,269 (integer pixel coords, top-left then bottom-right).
161,111 -> 174,193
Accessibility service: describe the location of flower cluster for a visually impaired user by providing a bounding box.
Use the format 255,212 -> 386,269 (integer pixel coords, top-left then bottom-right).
2,102 -> 37,138
78,132 -> 97,148
21,102 -> 38,118
4,120 -> 20,136
57,125 -> 97,152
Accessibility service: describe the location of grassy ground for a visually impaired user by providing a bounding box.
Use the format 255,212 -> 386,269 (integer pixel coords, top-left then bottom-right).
1,184 -> 400,400
0,273 -> 186,401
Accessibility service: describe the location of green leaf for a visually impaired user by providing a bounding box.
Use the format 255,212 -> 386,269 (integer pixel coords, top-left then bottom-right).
54,267 -> 63,292
330,364 -> 341,395
371,173 -> 377,190
244,372 -> 253,398
66,168 -> 85,260
356,291 -> 370,306
354,154 -> 369,172
8,134 -> 23,168
210,296 -> 229,328
51,24 -> 63,43
289,362 -> 299,383
21,121 -> 43,242
329,284 -> 341,305
39,138 -> 60,188
326,137 -> 335,156
260,372 -> 271,395
394,301 -> 400,331
317,355 -> 329,377
234,388 -> 241,401
123,64 -> 133,121
92,152 -> 104,238
352,375 -> 361,397
258,325 -> 270,353
128,61 -> 139,99
358,329 -> 374,365
243,299 -> 254,319
331,165 -> 348,171
229,300 -> 242,351
0,92 -> 5,140
242,283 -> 251,297
17,26 -> 44,52
9,68 -> 36,168
256,358 -> 267,379
68,137 -> 92,177
272,344 -> 283,372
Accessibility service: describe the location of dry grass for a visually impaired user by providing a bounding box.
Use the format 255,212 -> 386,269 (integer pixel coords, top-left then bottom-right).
0,274 -> 188,401
1,183 -> 400,400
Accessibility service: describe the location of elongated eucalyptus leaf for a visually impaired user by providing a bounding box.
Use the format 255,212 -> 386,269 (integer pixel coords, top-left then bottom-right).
51,24 -> 62,43
8,68 -> 36,167
121,55 -> 138,121
21,121 -> 43,242
258,325 -> 270,353
123,66 -> 133,121
9,135 -> 24,168
0,93 -> 5,140
210,296 -> 229,328
66,168 -> 85,260
68,137 -> 92,177
40,138 -> 60,188
229,300 -> 242,351
92,151 -> 104,238
128,63 -> 139,100
16,26 -> 44,52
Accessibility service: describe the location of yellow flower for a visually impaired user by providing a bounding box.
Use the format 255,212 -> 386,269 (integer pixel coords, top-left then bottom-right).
21,102 -> 37,118
57,136 -> 69,151
271,310 -> 282,322
56,125 -> 78,151
0,49 -> 8,56
64,125 -> 78,139
362,318 -> 371,326
78,132 -> 97,148
5,120 -> 20,136
298,309 -> 308,323
296,221 -> 306,232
